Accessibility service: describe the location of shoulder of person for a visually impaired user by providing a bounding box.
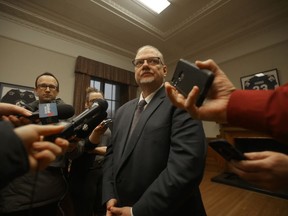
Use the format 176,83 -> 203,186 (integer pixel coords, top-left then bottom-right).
55,98 -> 65,104
27,100 -> 39,111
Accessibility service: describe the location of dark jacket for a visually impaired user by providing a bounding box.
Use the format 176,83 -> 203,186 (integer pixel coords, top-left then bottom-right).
103,87 -> 207,216
0,121 -> 29,189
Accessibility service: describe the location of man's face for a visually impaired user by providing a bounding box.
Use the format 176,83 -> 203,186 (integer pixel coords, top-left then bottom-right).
35,75 -> 59,103
86,92 -> 104,109
134,48 -> 167,88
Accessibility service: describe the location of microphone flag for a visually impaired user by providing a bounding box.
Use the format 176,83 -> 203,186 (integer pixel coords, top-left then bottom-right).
38,103 -> 59,124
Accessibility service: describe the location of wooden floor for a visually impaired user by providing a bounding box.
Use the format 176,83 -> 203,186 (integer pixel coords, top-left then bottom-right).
201,167 -> 288,216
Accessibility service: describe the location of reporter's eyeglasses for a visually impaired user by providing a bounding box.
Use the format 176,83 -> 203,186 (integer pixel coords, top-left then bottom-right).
37,84 -> 57,90
132,57 -> 162,68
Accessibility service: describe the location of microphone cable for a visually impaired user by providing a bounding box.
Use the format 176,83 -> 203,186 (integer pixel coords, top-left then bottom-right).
57,168 -> 69,216
28,165 -> 40,216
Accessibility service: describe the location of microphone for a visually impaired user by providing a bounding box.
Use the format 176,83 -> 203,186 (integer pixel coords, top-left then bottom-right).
30,104 -> 75,120
46,98 -> 108,141
19,104 -> 75,123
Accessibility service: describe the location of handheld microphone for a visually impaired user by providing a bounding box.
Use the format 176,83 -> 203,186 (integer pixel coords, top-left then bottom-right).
46,98 -> 108,141
33,104 -> 74,120
19,104 -> 75,122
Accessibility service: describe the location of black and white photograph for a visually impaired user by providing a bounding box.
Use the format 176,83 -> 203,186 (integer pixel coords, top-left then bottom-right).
0,82 -> 36,105
240,69 -> 280,90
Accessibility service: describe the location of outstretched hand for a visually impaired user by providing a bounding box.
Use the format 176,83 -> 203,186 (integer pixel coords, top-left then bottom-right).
230,151 -> 288,192
0,102 -> 32,117
14,124 -> 69,171
89,121 -> 108,144
165,59 -> 236,123
0,102 -> 33,126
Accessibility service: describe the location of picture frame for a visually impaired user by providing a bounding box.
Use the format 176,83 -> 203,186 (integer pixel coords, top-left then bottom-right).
0,82 -> 37,106
240,69 -> 280,90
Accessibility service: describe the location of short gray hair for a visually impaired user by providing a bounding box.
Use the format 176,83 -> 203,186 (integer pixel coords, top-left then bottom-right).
136,45 -> 165,64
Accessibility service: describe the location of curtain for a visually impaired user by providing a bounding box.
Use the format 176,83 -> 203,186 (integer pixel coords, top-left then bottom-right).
73,56 -> 138,114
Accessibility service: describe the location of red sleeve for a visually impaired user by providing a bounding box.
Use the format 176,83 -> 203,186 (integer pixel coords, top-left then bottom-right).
227,83 -> 288,142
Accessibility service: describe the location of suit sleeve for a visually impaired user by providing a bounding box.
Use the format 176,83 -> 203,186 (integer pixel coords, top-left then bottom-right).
227,83 -> 288,142
0,121 -> 29,189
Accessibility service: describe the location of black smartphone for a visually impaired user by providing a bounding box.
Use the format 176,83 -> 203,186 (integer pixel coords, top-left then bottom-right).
171,59 -> 214,106
209,139 -> 246,161
101,118 -> 112,128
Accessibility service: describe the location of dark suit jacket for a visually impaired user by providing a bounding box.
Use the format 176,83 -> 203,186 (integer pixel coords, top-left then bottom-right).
103,86 -> 207,216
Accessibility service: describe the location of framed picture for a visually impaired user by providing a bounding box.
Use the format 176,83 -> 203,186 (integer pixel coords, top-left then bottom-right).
240,69 -> 280,90
0,82 -> 37,106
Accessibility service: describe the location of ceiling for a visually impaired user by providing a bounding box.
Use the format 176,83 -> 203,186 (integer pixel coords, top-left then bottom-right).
0,0 -> 288,65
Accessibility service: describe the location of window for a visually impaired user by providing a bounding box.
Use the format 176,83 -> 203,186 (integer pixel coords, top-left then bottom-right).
90,79 -> 121,119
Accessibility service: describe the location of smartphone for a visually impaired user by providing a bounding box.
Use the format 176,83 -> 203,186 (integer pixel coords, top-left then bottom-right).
171,59 -> 214,107
101,118 -> 112,128
209,139 -> 246,161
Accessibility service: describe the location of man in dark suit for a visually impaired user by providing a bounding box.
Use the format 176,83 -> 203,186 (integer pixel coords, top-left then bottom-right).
102,45 -> 207,216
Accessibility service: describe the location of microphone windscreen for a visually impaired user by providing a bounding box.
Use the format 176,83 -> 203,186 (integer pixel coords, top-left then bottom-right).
57,104 -> 75,119
93,98 -> 108,111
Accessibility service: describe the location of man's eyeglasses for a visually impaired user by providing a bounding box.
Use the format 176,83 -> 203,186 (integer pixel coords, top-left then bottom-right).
37,84 -> 57,90
132,57 -> 162,68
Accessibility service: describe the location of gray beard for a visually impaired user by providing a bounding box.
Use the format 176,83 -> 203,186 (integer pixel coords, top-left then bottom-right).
139,77 -> 154,84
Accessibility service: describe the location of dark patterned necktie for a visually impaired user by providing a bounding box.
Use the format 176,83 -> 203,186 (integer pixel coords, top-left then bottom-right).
122,100 -> 147,157
129,99 -> 147,135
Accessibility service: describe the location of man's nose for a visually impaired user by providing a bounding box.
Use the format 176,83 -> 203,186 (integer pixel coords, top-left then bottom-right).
142,59 -> 149,67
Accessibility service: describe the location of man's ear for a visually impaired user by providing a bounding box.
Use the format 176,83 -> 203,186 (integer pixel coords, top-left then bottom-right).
163,65 -> 168,77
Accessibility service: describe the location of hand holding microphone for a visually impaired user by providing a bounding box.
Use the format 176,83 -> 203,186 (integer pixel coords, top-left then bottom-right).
0,102 -> 33,127
13,124 -> 69,171
31,103 -> 75,124
45,98 -> 108,141
16,103 -> 75,125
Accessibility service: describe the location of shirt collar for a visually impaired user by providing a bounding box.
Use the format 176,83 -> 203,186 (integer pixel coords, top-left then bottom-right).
139,84 -> 163,104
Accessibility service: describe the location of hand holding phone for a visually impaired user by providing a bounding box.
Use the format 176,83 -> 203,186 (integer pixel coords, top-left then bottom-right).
101,119 -> 112,128
171,59 -> 214,107
209,139 -> 246,161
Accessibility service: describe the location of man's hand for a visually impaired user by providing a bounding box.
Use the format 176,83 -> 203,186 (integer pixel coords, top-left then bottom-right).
0,102 -> 32,117
106,198 -> 118,216
89,121 -> 108,144
230,151 -> 288,192
88,146 -> 107,155
14,124 -> 69,171
165,59 -> 236,123
0,102 -> 33,126
109,206 -> 132,216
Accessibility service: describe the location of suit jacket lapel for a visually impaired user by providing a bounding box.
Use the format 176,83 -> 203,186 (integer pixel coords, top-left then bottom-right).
115,99 -> 138,161
120,87 -> 166,162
